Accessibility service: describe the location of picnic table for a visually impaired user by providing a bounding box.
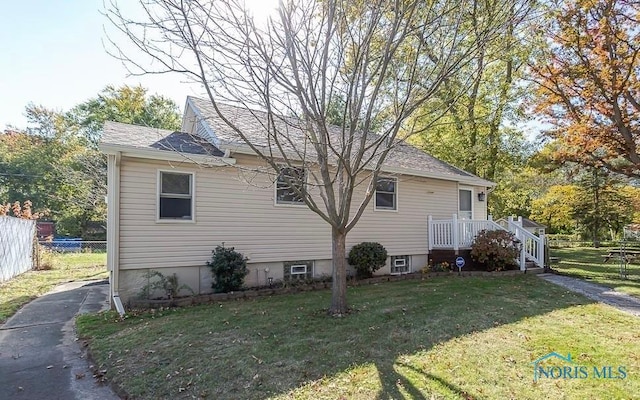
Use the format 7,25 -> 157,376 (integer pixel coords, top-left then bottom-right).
602,249 -> 640,263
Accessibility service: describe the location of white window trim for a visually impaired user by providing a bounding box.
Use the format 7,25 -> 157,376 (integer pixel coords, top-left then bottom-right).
274,165 -> 307,207
374,176 -> 399,212
458,186 -> 474,220
290,264 -> 308,275
390,255 -> 411,275
156,169 -> 196,223
394,258 -> 406,268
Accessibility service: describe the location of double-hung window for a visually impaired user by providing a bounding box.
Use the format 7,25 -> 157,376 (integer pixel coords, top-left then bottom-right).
158,171 -> 194,220
375,176 -> 397,210
276,166 -> 305,205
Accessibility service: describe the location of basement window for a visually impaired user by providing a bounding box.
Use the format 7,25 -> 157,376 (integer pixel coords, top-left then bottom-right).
284,260 -> 314,280
391,255 -> 410,275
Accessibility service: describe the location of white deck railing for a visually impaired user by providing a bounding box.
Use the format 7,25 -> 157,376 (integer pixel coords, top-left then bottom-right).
427,215 -> 544,270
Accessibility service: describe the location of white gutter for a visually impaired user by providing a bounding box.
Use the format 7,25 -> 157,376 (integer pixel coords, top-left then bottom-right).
106,152 -> 124,316
99,143 -> 236,166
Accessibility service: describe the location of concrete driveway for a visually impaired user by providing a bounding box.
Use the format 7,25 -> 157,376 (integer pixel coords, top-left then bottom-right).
0,280 -> 120,400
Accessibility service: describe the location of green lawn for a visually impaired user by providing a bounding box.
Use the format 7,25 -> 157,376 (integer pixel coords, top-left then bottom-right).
551,247 -> 640,298
77,275 -> 640,399
0,252 -> 107,323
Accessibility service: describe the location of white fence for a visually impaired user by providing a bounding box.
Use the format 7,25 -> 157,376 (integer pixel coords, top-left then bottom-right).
0,216 -> 36,283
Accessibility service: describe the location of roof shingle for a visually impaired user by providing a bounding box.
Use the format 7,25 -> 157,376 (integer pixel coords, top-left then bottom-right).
101,98 -> 493,186
101,121 -> 224,157
187,96 -> 493,185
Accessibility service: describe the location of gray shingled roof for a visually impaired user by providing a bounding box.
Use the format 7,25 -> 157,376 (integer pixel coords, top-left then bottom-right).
187,96 -> 493,185
522,218 -> 546,229
101,121 -> 224,157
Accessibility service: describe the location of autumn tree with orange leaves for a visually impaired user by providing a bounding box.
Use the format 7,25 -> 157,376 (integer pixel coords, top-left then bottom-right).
531,0 -> 640,178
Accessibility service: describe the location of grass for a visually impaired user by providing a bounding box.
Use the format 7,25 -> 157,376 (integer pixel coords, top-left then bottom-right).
0,252 -> 107,323
551,247 -> 640,298
77,275 -> 640,399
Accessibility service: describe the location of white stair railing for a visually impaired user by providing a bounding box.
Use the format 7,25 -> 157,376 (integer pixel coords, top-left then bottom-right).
507,216 -> 545,270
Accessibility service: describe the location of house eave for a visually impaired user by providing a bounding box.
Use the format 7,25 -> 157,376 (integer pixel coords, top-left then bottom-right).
99,143 -> 236,166
224,143 -> 494,187
380,166 -> 495,187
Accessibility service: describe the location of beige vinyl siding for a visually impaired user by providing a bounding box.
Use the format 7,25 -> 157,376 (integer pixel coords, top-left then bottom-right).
348,176 -> 457,255
118,155 -> 471,270
473,187 -> 488,220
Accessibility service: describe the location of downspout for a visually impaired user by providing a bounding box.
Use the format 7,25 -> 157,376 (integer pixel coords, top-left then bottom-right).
107,152 -> 125,316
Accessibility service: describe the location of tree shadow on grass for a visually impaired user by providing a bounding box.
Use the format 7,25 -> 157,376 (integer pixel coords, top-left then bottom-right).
394,361 -> 481,400
87,275 -> 600,400
375,359 -> 427,400
263,275 -> 597,399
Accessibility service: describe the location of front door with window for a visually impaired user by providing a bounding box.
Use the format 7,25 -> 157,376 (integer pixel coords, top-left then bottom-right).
459,188 -> 473,220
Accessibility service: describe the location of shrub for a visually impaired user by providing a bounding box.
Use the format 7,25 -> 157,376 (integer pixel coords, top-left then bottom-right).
430,261 -> 451,273
348,242 -> 388,279
35,245 -> 57,271
207,244 -> 249,293
139,270 -> 194,299
470,230 -> 520,271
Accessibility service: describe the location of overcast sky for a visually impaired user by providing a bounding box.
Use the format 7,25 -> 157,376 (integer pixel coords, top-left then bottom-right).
0,0 -> 277,131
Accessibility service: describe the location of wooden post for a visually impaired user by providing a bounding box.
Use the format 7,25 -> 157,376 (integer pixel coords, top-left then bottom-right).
452,213 -> 459,254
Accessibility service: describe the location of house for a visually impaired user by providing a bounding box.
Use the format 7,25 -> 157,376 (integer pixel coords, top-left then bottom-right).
36,221 -> 55,241
496,216 -> 546,236
100,97 -> 499,305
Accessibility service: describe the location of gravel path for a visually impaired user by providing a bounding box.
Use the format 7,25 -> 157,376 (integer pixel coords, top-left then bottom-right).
539,273 -> 640,317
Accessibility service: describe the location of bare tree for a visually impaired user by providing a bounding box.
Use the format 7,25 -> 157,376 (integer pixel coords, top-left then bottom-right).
106,0 -> 519,315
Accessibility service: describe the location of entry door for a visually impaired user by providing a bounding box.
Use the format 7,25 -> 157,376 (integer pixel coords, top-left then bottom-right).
459,189 -> 473,220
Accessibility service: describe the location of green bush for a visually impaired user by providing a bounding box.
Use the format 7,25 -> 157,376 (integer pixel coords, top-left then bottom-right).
348,242 -> 388,279
207,245 -> 249,293
470,230 -> 520,271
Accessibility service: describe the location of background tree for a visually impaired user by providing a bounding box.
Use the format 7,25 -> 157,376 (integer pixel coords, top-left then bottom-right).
68,85 -> 181,144
531,0 -> 640,178
410,1 -> 538,182
488,165 -> 559,219
530,184 -> 579,233
106,0 -> 520,314
530,170 -> 639,242
0,85 -> 181,237
571,168 -> 636,245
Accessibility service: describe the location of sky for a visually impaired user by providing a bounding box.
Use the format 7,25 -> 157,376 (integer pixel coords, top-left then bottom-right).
0,0 -> 277,131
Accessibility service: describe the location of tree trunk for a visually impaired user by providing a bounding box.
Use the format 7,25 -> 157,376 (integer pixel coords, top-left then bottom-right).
329,227 -> 348,315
